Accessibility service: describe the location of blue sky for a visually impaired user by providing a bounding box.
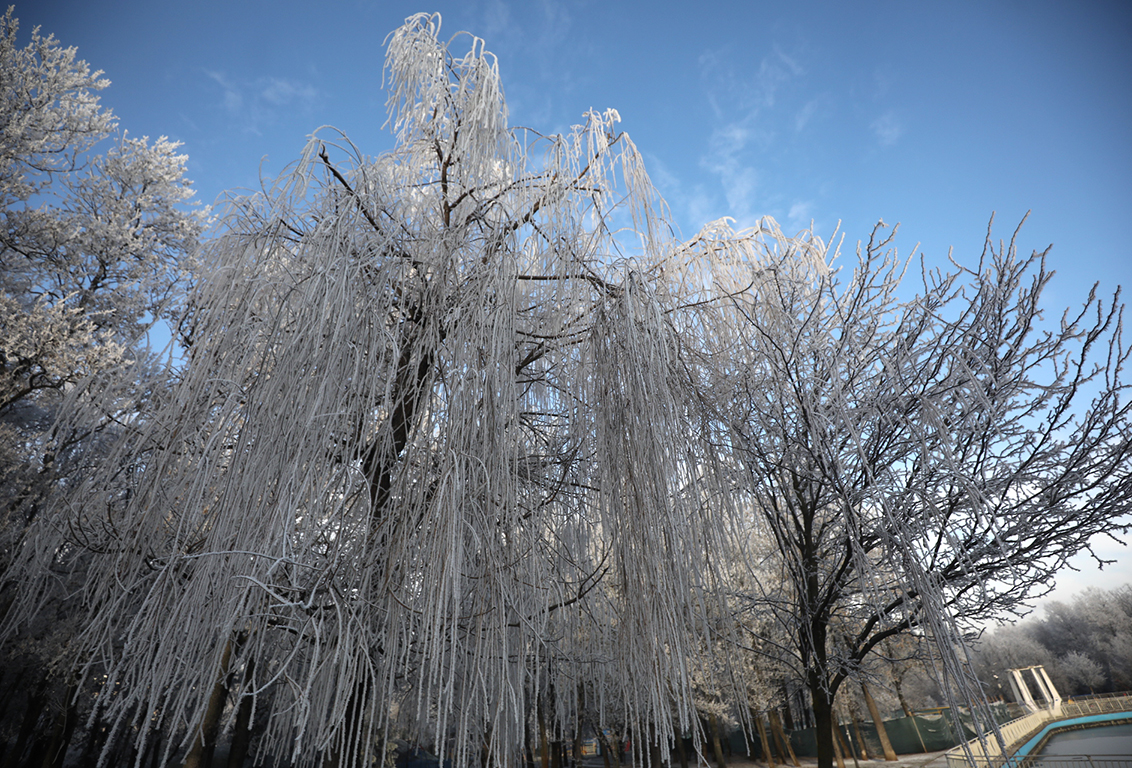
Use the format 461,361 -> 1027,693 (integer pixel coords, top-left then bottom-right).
22,0 -> 1132,610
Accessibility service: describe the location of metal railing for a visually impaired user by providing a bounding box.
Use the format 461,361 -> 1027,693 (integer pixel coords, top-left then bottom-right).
944,692 -> 1132,768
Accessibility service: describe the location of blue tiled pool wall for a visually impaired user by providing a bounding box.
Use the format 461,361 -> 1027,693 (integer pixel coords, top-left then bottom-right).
1014,713 -> 1132,757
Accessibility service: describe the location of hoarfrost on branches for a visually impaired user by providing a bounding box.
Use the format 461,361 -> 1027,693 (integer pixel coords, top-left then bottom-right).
697,217 -> 1132,768
5,14 -> 745,768
3,11 -> 1130,768
0,6 -> 206,533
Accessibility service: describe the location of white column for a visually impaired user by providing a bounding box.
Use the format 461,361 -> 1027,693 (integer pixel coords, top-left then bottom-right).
1037,665 -> 1062,711
1028,667 -> 1053,707
1009,668 -> 1039,712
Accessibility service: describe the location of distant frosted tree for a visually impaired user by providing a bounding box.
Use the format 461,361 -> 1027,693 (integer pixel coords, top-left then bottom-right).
4,14 -> 745,768
1059,651 -> 1104,694
1004,585 -> 1132,693
0,7 -> 206,530
972,624 -> 1060,698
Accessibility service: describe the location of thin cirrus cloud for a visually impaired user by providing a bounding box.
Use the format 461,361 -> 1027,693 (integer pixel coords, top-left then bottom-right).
700,122 -> 762,228
693,45 -> 811,230
205,70 -> 320,135
786,200 -> 815,232
870,110 -> 904,146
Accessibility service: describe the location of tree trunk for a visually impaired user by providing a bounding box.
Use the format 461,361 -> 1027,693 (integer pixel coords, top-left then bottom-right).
147,729 -> 164,768
184,637 -> 235,768
883,642 -> 914,719
228,657 -> 256,768
810,680 -> 835,768
861,683 -> 897,762
539,705 -> 550,768
597,730 -> 619,768
38,680 -> 79,768
1,680 -> 46,768
768,710 -> 798,767
709,713 -> 727,768
780,687 -> 796,730
647,723 -> 662,768
892,677 -> 913,718
833,722 -> 857,768
829,720 -> 845,768
78,719 -> 111,767
848,706 -> 870,761
0,667 -> 24,752
754,715 -> 775,768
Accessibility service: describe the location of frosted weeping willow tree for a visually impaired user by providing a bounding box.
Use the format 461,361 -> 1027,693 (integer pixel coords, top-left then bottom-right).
2,14 -> 751,768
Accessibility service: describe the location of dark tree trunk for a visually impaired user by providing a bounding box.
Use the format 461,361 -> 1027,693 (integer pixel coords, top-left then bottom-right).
780,690 -> 795,730
809,679 -> 835,768
573,716 -> 584,768
647,723 -> 662,768
184,637 -> 235,768
1,680 -> 46,768
597,730 -> 619,768
0,667 -> 25,753
78,719 -> 111,767
228,657 -> 256,768
526,723 -> 538,768
539,703 -> 550,768
37,680 -> 79,768
147,728 -> 164,768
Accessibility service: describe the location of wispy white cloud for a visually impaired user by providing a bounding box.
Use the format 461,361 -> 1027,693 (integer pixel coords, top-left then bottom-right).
205,70 -> 242,113
261,78 -> 318,107
871,111 -> 903,146
787,200 -> 814,231
203,70 -> 321,135
794,95 -> 831,132
691,44 -> 812,228
698,122 -> 765,228
775,46 -> 804,78
723,167 -> 759,224
479,0 -> 511,39
700,44 -> 801,115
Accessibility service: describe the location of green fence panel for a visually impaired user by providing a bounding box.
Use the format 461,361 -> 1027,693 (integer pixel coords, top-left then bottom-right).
775,704 -> 1025,758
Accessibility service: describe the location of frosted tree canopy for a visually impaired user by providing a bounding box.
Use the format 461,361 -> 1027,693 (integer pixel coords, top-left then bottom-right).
2,12 -> 1129,768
